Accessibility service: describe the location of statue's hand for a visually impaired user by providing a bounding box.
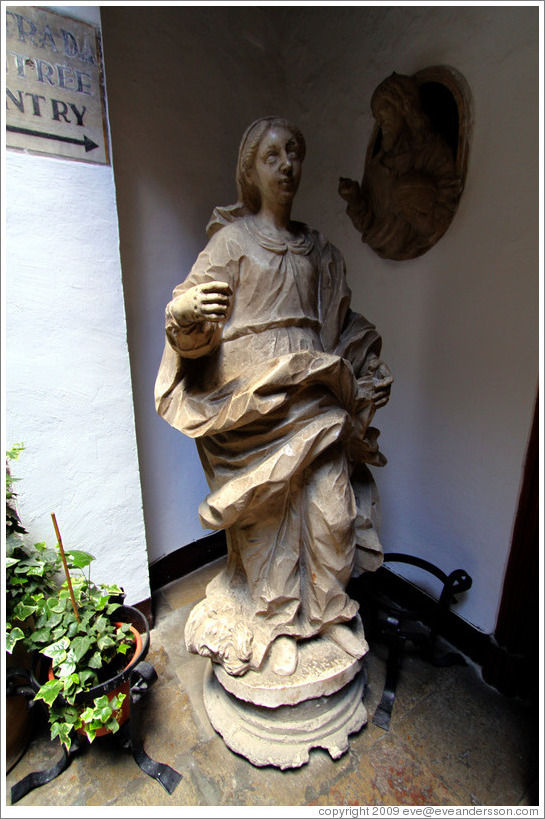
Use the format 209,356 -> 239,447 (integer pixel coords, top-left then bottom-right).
171,281 -> 233,325
368,357 -> 393,408
338,177 -> 361,204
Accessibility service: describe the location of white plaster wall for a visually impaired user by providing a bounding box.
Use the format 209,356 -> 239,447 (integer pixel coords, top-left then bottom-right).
281,5 -> 539,633
5,5 -> 150,605
100,6 -> 538,633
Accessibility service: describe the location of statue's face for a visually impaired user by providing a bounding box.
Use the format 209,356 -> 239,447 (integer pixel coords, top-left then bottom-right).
374,100 -> 404,151
249,125 -> 302,210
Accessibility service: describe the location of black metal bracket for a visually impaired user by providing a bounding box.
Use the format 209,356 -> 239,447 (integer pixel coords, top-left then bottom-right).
10,658 -> 182,804
120,661 -> 182,795
6,665 -> 37,705
357,552 -> 472,731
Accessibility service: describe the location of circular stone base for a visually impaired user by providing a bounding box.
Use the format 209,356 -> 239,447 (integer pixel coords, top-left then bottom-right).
213,614 -> 367,708
203,663 -> 368,769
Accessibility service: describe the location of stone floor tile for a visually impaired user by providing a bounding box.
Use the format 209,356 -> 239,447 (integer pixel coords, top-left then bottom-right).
5,562 -> 539,809
189,732 -> 360,806
151,588 -> 173,625
306,733 -> 464,806
150,615 -> 217,743
168,656 -> 218,744
161,557 -> 226,610
139,671 -> 201,764
139,642 -> 202,755
152,603 -> 198,669
390,663 -> 538,805
7,735 -> 95,808
516,775 -> 540,806
363,640 -> 461,730
6,721 -> 65,806
85,767 -> 204,806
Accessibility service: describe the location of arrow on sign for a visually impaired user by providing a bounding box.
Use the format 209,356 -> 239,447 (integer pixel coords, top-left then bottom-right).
7,125 -> 99,153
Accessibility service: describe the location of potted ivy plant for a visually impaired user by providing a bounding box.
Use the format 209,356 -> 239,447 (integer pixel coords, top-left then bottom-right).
6,444 -> 61,771
6,445 -> 149,758
6,444 -> 61,654
26,516 -> 148,752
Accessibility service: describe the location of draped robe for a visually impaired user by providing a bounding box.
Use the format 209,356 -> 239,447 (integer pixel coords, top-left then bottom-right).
155,215 -> 387,674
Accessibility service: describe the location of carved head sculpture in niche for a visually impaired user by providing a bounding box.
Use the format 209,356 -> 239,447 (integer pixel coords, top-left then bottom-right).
339,66 -> 472,261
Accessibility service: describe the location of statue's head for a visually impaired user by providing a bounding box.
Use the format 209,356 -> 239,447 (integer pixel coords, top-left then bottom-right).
236,117 -> 306,213
371,73 -> 430,148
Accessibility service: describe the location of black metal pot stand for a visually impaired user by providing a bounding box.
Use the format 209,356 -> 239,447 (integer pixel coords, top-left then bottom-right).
10,605 -> 182,804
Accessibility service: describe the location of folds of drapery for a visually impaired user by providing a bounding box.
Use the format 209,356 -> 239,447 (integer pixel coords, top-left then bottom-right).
154,218 -> 386,569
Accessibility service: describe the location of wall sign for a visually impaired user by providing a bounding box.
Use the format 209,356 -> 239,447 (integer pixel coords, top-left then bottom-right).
6,6 -> 110,164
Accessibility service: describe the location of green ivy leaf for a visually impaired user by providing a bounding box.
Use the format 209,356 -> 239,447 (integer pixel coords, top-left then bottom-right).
70,635 -> 92,662
65,620 -> 78,639
79,705 -> 96,723
61,672 -> 80,696
32,541 -> 47,552
41,548 -> 60,563
97,633 -> 116,651
105,717 -> 121,733
60,704 -> 81,726
91,696 -> 114,722
81,723 -> 97,744
50,720 -> 74,751
6,443 -> 25,461
13,600 -> 37,621
94,615 -> 109,632
79,610 -> 93,629
8,576 -> 26,587
34,609 -> 61,630
26,564 -> 46,577
110,693 -> 126,711
43,636 -> 70,665
65,550 -> 95,569
88,651 -> 103,670
46,597 -> 67,615
34,679 -> 64,707
104,583 -> 123,596
28,626 -> 51,644
78,669 -> 98,688
58,658 -> 77,678
6,626 -> 25,653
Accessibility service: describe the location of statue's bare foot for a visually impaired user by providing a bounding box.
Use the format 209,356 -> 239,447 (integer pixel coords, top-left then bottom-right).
269,636 -> 298,676
323,623 -> 368,658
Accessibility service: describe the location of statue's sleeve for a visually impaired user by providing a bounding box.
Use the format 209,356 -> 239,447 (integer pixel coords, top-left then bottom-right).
165,231 -> 241,360
318,238 -> 387,468
319,238 -> 382,374
155,229 -> 241,422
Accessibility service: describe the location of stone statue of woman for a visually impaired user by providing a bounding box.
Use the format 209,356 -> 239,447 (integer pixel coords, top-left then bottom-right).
155,117 -> 393,680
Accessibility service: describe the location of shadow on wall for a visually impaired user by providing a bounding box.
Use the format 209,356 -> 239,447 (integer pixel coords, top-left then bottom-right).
101,6 -> 287,560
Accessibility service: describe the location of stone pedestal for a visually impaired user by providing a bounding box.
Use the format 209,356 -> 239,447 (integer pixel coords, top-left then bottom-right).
202,616 -> 369,769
